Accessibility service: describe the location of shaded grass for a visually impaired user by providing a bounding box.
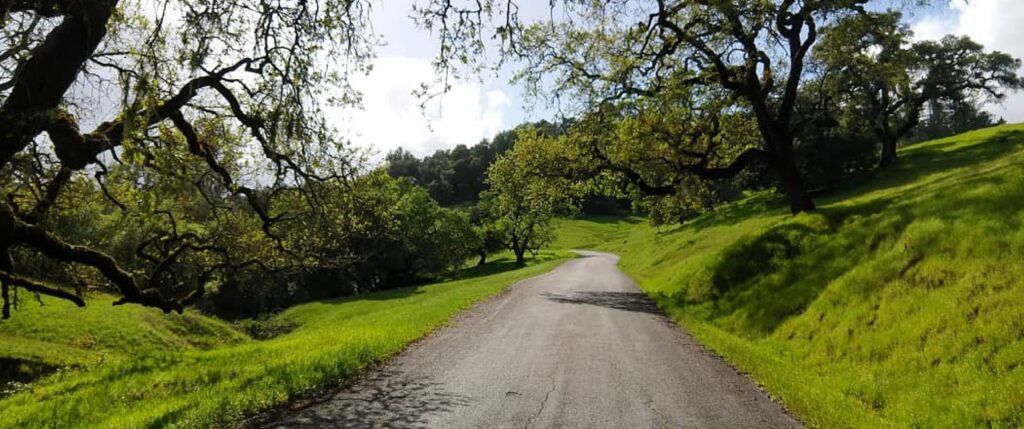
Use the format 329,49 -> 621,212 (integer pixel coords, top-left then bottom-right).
0,253 -> 568,428
556,124 -> 1024,428
448,250 -> 563,279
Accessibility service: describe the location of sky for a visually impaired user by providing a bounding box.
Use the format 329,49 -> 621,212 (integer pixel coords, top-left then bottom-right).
910,0 -> 1024,124
335,0 -> 1024,159
326,1 -> 546,160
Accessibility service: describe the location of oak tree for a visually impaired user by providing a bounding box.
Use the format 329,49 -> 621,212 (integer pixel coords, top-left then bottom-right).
418,0 -> 911,214
0,0 -> 374,317
817,11 -> 1022,168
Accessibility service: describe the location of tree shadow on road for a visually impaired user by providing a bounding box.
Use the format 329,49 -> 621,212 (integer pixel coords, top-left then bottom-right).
262,370 -> 473,429
541,291 -> 661,314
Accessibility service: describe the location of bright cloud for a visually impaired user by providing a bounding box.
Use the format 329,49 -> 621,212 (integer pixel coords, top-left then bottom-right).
910,15 -> 954,42
328,56 -> 511,159
910,0 -> 1024,122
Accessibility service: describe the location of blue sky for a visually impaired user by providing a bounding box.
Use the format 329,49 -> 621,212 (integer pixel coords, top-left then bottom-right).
337,0 -> 1024,159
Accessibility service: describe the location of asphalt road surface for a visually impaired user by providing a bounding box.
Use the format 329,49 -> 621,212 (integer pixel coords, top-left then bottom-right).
263,251 -> 800,428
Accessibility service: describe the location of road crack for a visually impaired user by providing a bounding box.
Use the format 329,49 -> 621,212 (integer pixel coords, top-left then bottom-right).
523,370 -> 557,429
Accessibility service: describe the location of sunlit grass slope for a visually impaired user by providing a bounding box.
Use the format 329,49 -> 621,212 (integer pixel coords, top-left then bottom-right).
558,124 -> 1024,428
0,253 -> 566,428
0,294 -> 248,368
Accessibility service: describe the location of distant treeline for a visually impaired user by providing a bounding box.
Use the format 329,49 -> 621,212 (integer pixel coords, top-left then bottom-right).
912,97 -> 1005,143
383,121 -> 562,206
383,120 -> 631,215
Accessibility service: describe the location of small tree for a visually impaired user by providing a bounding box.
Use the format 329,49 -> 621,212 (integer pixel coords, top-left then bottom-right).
468,199 -> 507,266
482,128 -> 579,265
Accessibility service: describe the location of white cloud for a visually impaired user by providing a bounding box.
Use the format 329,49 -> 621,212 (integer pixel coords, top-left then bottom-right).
327,56 -> 512,159
486,90 -> 509,109
910,16 -> 953,42
910,0 -> 1024,122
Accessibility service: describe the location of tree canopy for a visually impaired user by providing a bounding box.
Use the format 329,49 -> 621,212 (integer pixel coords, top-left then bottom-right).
0,0 -> 377,317
3,0 -> 1021,319
481,127 -> 584,264
817,11 -> 1022,167
416,0 -> 1021,215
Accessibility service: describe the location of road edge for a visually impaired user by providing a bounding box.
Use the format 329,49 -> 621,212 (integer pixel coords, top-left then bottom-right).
238,255 -> 576,429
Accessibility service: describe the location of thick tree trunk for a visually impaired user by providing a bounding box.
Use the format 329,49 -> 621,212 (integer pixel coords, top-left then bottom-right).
513,247 -> 526,266
877,137 -> 899,169
773,140 -> 816,215
1,282 -> 8,320
1,244 -> 11,319
781,169 -> 816,214
476,249 -> 487,267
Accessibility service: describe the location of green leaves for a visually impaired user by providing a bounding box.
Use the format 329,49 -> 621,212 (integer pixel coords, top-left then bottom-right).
816,10 -> 1023,166
481,127 -> 585,262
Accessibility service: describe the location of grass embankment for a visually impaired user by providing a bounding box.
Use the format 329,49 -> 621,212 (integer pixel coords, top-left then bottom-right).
557,124 -> 1024,428
0,253 -> 567,428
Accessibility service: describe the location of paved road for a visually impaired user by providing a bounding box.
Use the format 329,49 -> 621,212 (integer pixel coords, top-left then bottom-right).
263,252 -> 800,428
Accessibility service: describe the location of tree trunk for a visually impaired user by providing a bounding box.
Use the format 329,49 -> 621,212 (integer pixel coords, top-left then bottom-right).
782,174 -> 816,214
1,244 -> 11,319
770,134 -> 816,215
1,282 -> 9,320
877,137 -> 898,169
476,249 -> 487,267
774,153 -> 815,214
513,247 -> 526,266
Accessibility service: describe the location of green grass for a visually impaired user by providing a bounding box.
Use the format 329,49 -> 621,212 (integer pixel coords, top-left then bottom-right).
0,252 -> 568,428
6,124 -> 1021,428
555,124 -> 1024,428
0,294 -> 248,368
550,215 -> 644,249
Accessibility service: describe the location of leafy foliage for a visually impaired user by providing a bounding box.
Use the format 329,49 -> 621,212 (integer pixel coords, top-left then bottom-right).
816,11 -> 1023,167
481,127 -> 584,264
5,151 -> 481,318
384,121 -> 562,205
0,0 -> 381,315
418,0 -> 913,214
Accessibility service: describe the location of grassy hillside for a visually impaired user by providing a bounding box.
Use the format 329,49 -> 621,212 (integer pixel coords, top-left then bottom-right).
0,294 -> 248,369
557,124 -> 1024,428
0,253 -> 567,428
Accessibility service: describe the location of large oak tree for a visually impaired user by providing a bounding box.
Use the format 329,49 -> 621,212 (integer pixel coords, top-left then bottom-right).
0,0 -> 374,317
418,0 -> 915,214
817,11 -> 1022,168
